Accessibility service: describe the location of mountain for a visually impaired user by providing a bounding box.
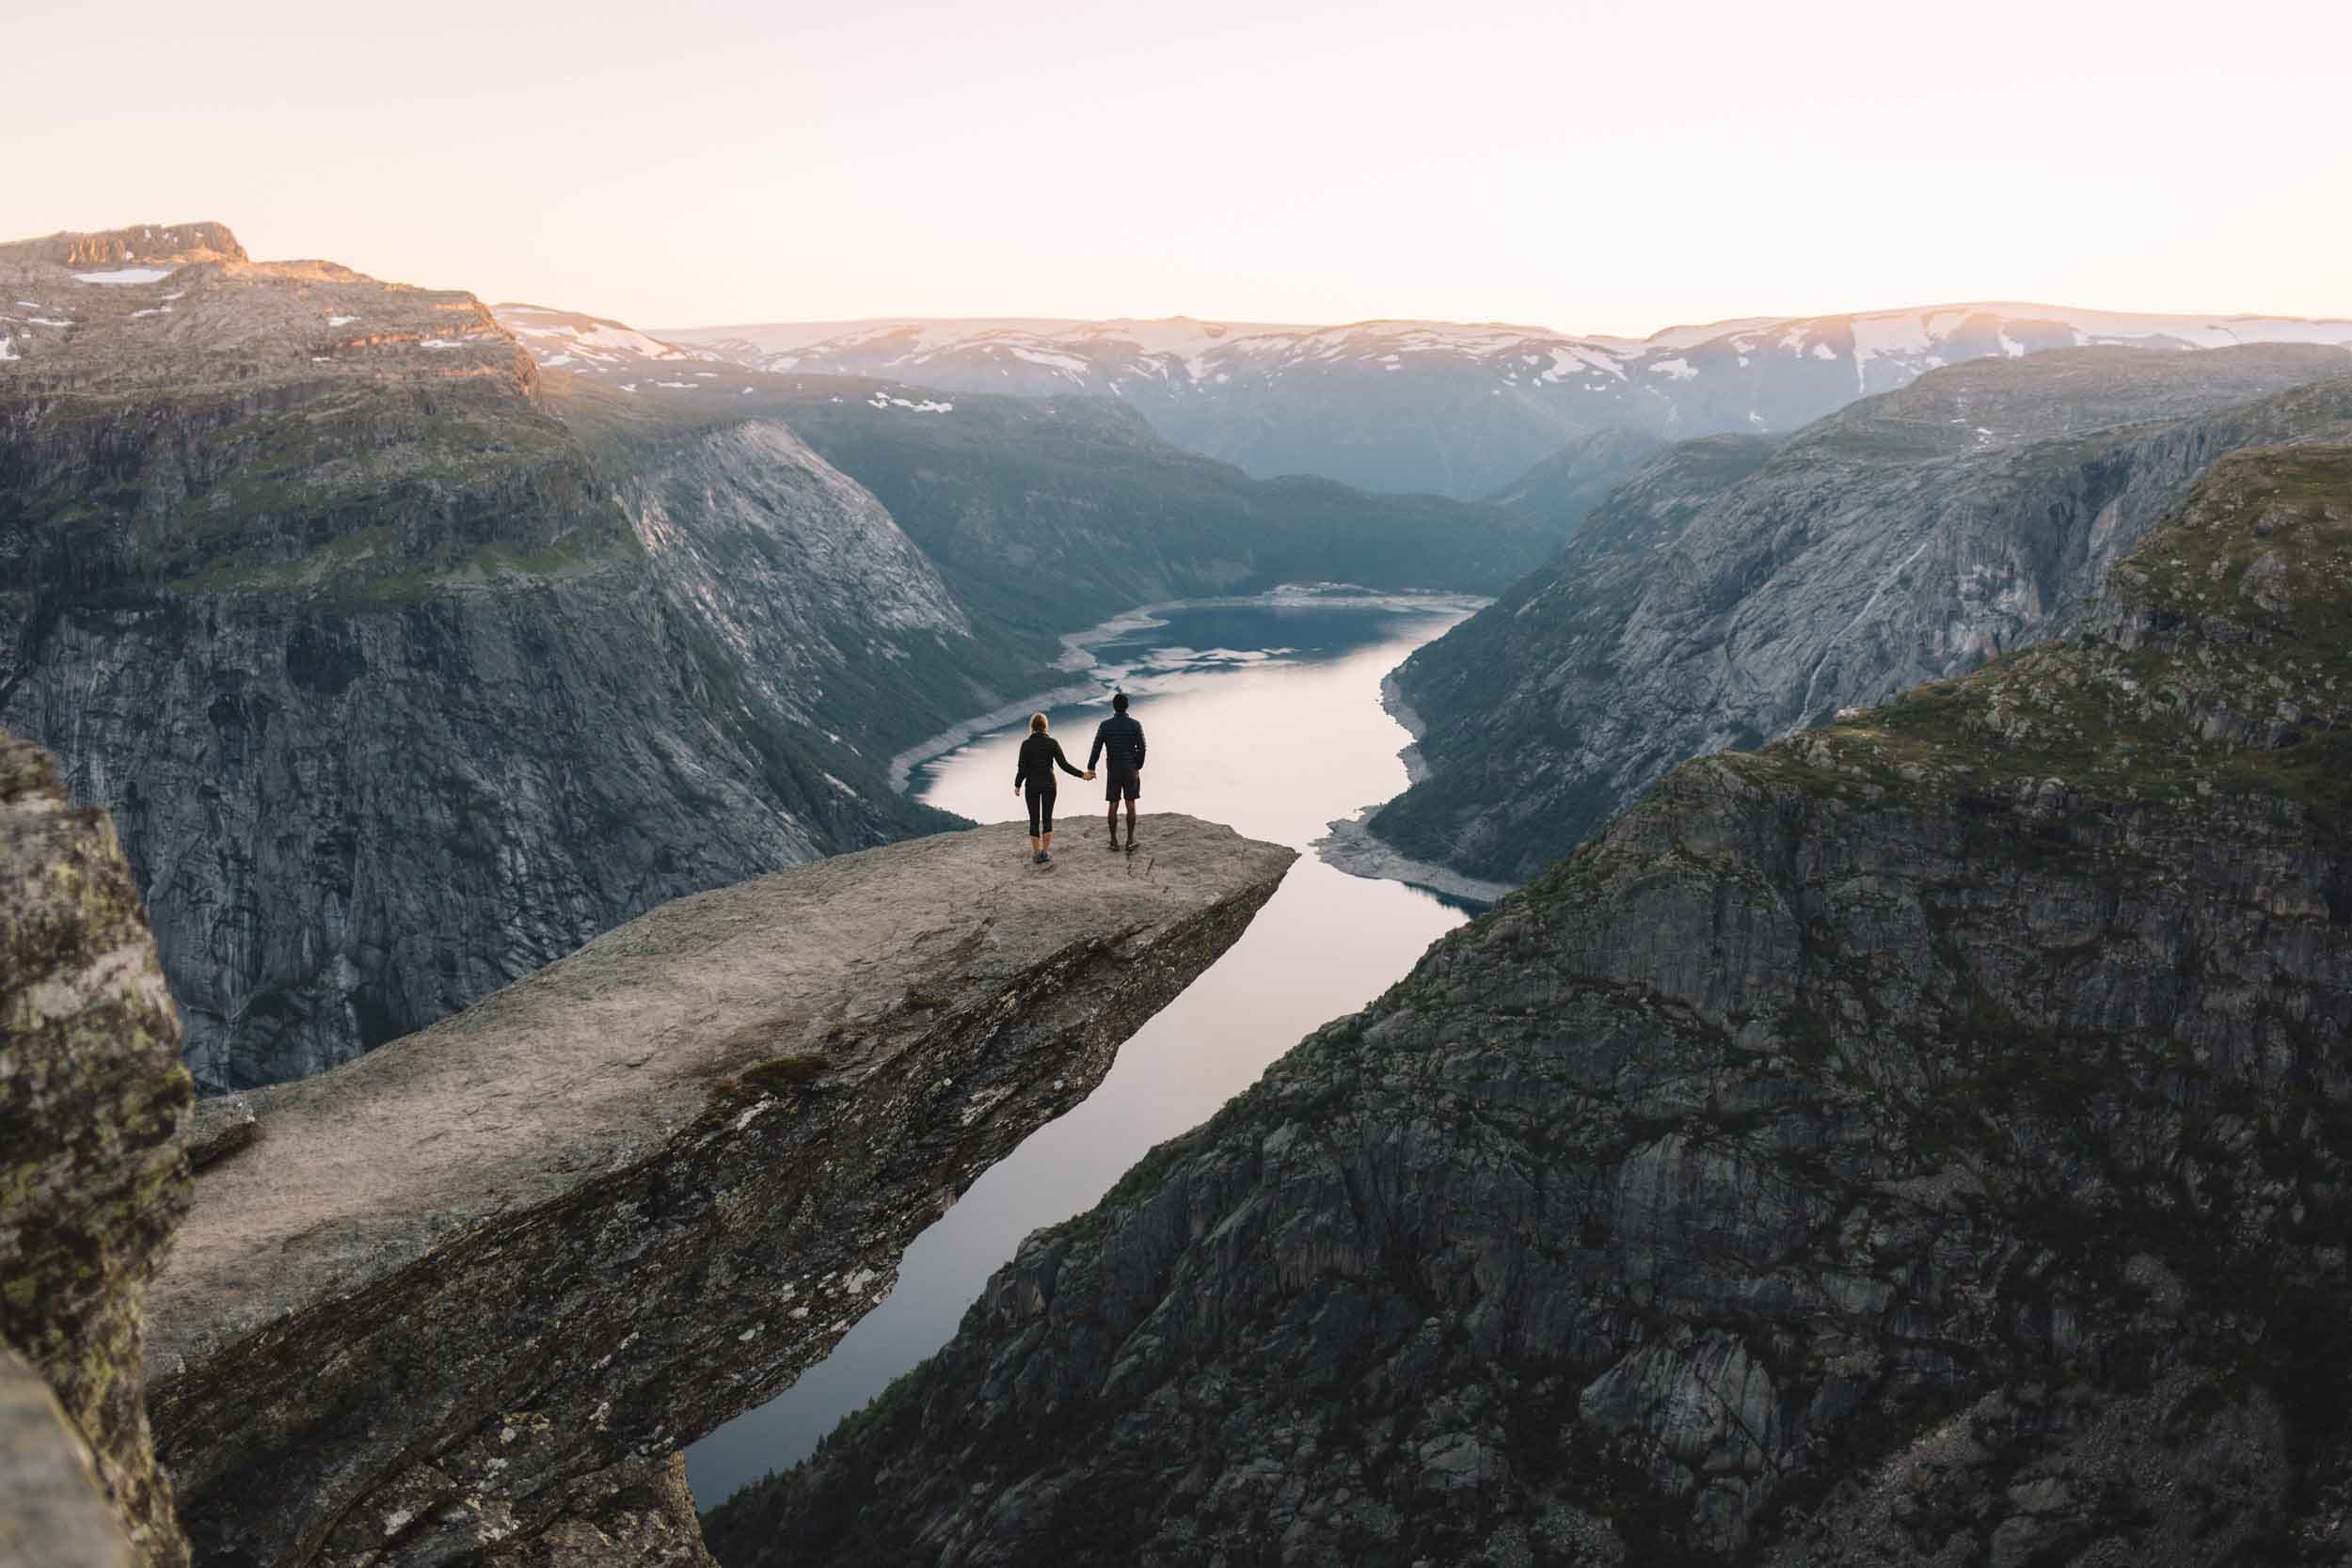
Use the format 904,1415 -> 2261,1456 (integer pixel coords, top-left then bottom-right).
493,307 -> 1569,634
0,224 -> 996,1091
659,307 -> 2352,499
1368,346 -> 2352,885
0,224 -> 1567,1096
704,442 -> 2352,1568
1485,429 -> 1676,538
489,301 -> 728,378
760,381 -> 1560,635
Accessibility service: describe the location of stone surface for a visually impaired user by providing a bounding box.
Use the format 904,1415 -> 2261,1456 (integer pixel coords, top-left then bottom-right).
706,449 -> 2352,1567
477,1455 -> 716,1568
144,814 -> 1294,1568
0,728 -> 193,1568
1372,349 -> 2352,884
0,1347 -> 135,1568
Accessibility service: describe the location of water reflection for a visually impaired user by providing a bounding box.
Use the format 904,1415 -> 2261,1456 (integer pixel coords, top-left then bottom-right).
686,594 -> 1477,1502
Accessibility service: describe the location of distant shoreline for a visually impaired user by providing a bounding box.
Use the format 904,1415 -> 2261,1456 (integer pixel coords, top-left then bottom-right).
885,586 -> 1488,795
1311,667 -> 1513,907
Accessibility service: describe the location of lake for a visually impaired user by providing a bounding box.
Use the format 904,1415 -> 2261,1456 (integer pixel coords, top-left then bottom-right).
685,591 -> 1481,1504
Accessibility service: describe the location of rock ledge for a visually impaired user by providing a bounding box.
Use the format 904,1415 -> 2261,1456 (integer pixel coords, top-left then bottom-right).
146,814 -> 1293,1567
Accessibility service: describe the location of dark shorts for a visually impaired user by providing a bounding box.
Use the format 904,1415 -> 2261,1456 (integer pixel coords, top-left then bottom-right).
1105,768 -> 1140,802
1025,785 -> 1056,835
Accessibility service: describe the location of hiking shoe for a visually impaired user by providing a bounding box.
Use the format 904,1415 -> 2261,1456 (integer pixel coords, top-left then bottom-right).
1032,851 -> 1045,864
1040,850 -> 1054,865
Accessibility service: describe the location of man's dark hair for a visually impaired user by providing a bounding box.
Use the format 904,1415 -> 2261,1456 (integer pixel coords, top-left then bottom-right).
1112,692 -> 1129,713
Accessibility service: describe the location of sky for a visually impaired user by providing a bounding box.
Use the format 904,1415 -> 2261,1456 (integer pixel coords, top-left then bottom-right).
12,0 -> 2352,337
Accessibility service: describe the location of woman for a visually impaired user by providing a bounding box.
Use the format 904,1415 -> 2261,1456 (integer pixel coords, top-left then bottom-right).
1013,712 -> 1091,864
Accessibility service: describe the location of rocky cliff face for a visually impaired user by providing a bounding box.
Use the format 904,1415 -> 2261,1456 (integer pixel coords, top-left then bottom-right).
707,447 -> 2352,1567
143,814 -> 1294,1568
541,373 -> 1055,763
1484,430 -> 1674,535
0,224 -> 973,1091
1372,348 -> 2352,885
1,728 -> 192,1567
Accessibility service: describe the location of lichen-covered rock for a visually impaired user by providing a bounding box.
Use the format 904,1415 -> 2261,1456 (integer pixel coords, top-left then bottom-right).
707,448 -> 2352,1566
1,729 -> 193,1567
144,814 -> 1293,1568
478,1454 -> 716,1568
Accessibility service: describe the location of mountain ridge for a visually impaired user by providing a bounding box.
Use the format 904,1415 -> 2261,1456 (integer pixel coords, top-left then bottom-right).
647,303 -> 2352,499
1368,348 -> 2352,884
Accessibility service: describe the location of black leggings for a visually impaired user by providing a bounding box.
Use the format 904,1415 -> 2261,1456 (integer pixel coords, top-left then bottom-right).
1025,785 -> 1056,836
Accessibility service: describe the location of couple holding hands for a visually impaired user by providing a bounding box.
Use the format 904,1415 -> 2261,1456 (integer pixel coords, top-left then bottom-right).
1014,692 -> 1146,864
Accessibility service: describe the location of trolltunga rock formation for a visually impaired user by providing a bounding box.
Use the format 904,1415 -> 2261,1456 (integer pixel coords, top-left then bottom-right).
143,813 -> 1293,1567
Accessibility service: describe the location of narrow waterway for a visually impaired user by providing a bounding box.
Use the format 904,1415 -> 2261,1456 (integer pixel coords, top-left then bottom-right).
686,590 -> 1483,1505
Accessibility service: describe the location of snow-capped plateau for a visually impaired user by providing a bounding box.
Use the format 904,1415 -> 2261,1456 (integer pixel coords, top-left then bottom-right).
558,303 -> 2352,500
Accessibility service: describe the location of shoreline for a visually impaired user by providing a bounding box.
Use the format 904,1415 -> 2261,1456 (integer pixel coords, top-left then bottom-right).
1311,812 -> 1514,907
1380,673 -> 1435,785
1310,665 -> 1514,907
885,587 -> 1487,795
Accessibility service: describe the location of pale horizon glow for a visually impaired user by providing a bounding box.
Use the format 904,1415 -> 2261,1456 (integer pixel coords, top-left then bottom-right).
12,0 -> 2352,338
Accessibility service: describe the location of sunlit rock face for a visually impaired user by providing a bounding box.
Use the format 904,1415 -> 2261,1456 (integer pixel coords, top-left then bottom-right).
707,450 -> 2352,1568
1,728 -> 193,1568
1373,347 -> 2352,885
145,815 -> 1294,1568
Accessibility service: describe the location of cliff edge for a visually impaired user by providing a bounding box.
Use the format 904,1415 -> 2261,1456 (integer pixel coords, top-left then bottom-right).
143,814 -> 1294,1567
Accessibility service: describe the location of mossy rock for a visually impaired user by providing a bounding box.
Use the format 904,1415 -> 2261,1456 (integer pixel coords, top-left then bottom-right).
0,728 -> 193,1568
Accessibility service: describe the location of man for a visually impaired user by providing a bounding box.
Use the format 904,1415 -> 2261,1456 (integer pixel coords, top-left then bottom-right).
1088,691 -> 1147,850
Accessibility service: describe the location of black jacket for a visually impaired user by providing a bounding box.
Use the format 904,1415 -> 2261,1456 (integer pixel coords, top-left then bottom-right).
1014,733 -> 1084,791
1089,712 -> 1146,773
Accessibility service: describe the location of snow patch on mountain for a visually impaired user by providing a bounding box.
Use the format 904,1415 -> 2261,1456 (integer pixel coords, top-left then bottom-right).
491,303 -> 723,377
507,299 -> 2352,499
74,268 -> 176,285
